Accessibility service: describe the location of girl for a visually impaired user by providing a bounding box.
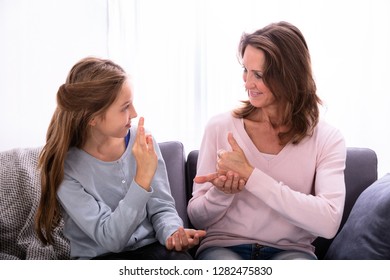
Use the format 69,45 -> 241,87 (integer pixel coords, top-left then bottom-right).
35,57 -> 205,259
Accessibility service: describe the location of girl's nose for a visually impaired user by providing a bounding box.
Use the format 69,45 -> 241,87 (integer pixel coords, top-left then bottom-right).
130,106 -> 138,119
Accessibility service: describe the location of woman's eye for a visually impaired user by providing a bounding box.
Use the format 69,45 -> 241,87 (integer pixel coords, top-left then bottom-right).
254,72 -> 263,79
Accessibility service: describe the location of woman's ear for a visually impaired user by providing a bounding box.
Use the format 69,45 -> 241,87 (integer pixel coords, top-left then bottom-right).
89,118 -> 97,126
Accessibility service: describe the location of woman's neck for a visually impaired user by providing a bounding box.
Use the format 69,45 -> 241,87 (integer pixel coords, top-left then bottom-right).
249,108 -> 282,127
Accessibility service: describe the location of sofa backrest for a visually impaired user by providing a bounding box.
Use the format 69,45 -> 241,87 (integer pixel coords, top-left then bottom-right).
313,147 -> 378,258
158,141 -> 189,227
342,147 -> 378,225
184,147 -> 378,259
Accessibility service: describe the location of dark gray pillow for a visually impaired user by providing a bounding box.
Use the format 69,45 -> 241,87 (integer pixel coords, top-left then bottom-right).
325,174 -> 390,259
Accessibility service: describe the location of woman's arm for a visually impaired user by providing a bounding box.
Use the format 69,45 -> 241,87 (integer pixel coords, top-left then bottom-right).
218,128 -> 347,239
187,120 -> 239,229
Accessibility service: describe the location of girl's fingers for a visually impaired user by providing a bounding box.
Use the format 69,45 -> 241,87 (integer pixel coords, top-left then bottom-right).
165,237 -> 173,250
178,227 -> 189,248
146,134 -> 155,152
138,116 -> 144,127
136,117 -> 146,146
174,232 -> 182,251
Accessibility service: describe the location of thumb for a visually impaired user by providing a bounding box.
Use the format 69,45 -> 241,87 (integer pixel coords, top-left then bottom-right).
227,132 -> 242,152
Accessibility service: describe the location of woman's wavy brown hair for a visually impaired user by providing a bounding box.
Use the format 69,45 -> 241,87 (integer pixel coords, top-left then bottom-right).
233,21 -> 321,145
35,57 -> 127,244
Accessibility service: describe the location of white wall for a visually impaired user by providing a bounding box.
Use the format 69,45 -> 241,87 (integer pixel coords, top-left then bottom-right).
0,0 -> 108,150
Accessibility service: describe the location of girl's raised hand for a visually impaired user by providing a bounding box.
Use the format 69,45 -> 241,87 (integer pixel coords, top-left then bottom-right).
132,117 -> 158,191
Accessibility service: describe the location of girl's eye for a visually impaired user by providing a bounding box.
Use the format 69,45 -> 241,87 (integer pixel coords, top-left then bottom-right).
122,105 -> 130,111
242,66 -> 247,73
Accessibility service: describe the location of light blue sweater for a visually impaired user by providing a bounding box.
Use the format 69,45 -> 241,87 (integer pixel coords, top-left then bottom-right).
57,126 -> 182,259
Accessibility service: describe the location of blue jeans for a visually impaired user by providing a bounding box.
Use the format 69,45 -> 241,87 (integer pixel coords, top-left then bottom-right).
197,244 -> 317,260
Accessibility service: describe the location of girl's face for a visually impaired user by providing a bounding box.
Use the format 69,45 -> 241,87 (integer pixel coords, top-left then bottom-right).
242,45 -> 277,109
93,79 -> 137,139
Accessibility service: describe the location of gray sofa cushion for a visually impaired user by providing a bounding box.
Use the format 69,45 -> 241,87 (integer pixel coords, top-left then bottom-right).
325,173 -> 390,259
0,147 -> 70,259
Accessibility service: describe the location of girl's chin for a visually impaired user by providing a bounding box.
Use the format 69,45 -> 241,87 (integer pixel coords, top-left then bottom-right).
120,128 -> 130,138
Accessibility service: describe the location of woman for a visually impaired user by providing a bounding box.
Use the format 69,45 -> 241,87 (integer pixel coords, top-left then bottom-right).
35,57 -> 205,259
187,22 -> 346,260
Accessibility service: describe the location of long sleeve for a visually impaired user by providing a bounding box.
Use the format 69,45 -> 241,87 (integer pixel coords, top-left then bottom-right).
187,114 -> 237,229
58,174 -> 152,252
244,125 -> 346,238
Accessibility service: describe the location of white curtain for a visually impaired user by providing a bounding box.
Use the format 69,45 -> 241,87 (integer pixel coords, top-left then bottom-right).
1,0 -> 388,177
107,0 -> 390,176
0,0 -> 109,151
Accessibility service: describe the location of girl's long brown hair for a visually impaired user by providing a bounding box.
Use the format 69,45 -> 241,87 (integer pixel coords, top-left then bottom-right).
35,57 -> 127,244
234,21 -> 321,145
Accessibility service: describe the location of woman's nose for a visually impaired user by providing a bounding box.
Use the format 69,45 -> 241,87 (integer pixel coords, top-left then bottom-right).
244,74 -> 254,90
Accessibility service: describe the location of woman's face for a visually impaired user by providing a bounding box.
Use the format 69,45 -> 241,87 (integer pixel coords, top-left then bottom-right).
93,78 -> 138,139
242,45 -> 277,109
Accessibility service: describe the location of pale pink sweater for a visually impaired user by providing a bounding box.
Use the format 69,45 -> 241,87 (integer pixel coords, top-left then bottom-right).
187,112 -> 346,256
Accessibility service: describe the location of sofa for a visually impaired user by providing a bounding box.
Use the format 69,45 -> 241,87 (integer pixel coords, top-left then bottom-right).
0,142 -> 386,259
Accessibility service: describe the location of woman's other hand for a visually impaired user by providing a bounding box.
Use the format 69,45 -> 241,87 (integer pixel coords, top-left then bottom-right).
194,171 -> 246,194
216,133 -> 254,180
193,133 -> 252,194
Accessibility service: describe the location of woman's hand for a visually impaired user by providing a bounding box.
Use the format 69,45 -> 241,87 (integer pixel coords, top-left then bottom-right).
165,227 -> 207,251
194,133 -> 252,194
216,133 -> 254,180
194,171 -> 246,194
132,117 -> 158,191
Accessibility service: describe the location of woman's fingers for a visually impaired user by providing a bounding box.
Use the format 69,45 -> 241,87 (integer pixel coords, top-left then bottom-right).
194,172 -> 219,184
